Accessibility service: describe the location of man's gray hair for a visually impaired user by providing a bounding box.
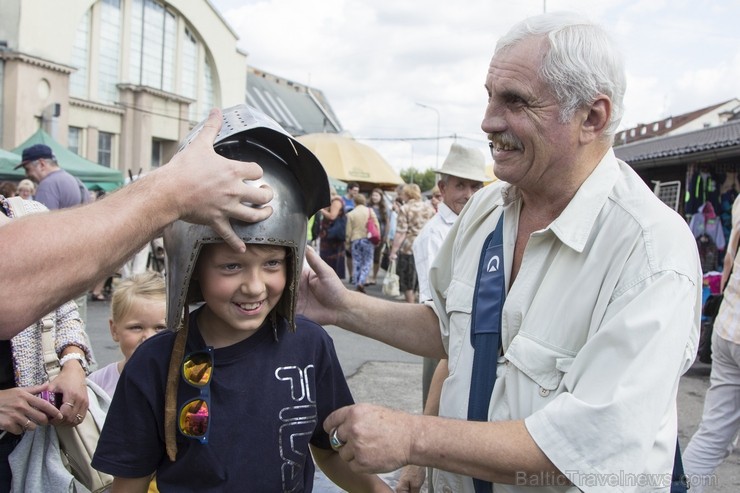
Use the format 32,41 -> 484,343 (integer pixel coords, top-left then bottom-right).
495,12 -> 626,139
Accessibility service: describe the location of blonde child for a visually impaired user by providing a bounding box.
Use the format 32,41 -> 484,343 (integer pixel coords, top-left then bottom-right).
88,272 -> 166,397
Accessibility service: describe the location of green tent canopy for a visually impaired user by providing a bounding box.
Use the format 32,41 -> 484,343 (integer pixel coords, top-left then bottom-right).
10,129 -> 123,191
0,148 -> 24,180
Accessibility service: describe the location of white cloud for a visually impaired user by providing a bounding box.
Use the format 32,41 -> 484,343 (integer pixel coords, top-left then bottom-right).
211,0 -> 740,172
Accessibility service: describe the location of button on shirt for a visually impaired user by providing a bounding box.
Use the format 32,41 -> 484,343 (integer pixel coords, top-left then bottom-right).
427,149 -> 701,493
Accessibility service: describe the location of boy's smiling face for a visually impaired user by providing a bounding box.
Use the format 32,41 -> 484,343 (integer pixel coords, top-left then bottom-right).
194,242 -> 287,347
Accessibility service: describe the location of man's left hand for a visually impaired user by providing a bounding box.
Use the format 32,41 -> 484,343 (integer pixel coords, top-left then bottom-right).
323,403 -> 418,473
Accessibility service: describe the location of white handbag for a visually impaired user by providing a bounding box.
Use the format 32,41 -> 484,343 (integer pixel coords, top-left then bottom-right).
382,260 -> 400,297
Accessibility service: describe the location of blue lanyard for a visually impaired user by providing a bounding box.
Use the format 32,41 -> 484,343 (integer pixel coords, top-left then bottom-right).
467,213 -> 505,493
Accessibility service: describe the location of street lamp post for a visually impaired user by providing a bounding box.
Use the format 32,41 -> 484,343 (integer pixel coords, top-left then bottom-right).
416,102 -> 440,168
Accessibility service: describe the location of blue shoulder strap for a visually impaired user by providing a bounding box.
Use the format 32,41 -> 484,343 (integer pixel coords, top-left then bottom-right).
467,213 -> 505,493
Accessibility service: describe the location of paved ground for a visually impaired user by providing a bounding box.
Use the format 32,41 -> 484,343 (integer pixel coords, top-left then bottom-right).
84,279 -> 740,492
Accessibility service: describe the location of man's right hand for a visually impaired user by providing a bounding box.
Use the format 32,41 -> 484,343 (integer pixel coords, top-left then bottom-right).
158,108 -> 274,252
297,246 -> 352,327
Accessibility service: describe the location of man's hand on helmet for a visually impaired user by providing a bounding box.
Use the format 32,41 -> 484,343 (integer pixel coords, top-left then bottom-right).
164,108 -> 274,252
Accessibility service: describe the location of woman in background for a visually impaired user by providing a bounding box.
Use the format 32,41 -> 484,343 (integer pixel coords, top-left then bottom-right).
318,187 -> 346,280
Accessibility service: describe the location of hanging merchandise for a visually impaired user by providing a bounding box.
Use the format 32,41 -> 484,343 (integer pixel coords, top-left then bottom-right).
685,170 -> 721,216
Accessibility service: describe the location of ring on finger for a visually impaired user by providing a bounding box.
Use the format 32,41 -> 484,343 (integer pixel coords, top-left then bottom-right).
329,428 -> 346,450
75,413 -> 84,423
23,418 -> 31,431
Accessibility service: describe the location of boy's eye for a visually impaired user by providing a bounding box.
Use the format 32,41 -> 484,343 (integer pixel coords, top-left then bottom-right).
127,326 -> 143,332
156,325 -> 167,332
221,263 -> 240,271
265,259 -> 284,269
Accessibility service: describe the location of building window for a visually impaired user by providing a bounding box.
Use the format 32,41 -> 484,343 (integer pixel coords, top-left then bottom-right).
630,129 -> 635,137
70,9 -> 90,98
640,126 -> 647,135
130,0 -> 176,92
183,28 -> 198,120
68,127 -> 82,155
98,132 -> 113,167
666,118 -> 673,129
151,139 -> 163,169
98,0 -> 122,103
200,59 -> 214,121
653,122 -> 659,131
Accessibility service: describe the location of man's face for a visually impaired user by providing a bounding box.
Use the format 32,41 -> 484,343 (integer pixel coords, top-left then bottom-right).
481,36 -> 584,192
22,160 -> 45,183
440,176 -> 483,215
348,186 -> 359,198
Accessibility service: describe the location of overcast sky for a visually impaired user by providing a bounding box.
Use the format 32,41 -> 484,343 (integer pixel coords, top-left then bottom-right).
209,0 -> 740,173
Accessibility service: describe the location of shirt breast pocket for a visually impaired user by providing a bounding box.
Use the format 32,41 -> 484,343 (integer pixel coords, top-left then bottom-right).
504,333 -> 575,401
444,280 -> 474,376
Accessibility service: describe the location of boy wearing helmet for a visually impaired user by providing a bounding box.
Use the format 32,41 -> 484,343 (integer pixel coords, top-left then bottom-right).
92,105 -> 390,492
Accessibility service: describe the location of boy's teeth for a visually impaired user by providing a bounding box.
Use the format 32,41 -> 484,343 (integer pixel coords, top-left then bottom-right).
239,302 -> 260,310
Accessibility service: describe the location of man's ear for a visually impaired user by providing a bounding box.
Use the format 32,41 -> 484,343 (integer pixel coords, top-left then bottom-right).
580,95 -> 611,144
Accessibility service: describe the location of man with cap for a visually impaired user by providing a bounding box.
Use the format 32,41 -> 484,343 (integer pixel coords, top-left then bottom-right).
16,144 -> 89,210
17,143 -> 92,321
413,143 -> 488,305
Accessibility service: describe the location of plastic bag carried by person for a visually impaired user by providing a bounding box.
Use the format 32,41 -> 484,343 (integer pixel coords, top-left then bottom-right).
382,260 -> 400,297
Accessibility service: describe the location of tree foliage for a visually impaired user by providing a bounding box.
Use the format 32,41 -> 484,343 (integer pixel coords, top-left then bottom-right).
399,167 -> 437,193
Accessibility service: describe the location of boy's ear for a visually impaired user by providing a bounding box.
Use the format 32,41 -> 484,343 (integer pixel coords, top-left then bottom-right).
109,319 -> 120,342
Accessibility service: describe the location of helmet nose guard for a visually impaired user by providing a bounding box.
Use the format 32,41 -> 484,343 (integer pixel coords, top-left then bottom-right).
164,104 -> 330,332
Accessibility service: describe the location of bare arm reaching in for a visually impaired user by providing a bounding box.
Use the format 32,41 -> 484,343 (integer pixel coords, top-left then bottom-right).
0,109 -> 273,337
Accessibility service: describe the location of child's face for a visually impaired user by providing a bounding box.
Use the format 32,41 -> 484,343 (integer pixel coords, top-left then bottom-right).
195,243 -> 287,346
109,296 -> 167,362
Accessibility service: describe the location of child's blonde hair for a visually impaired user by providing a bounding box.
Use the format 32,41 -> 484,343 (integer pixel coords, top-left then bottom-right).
111,272 -> 166,323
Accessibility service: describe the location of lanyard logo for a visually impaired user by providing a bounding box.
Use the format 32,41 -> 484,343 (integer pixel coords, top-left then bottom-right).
486,255 -> 500,273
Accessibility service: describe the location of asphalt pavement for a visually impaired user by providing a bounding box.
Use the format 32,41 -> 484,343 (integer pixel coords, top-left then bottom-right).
83,278 -> 740,492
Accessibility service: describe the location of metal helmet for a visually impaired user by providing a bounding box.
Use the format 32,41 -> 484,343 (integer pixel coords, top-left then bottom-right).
163,104 -> 330,333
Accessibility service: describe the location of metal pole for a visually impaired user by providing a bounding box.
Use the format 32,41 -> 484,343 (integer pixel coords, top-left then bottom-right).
416,102 -> 440,168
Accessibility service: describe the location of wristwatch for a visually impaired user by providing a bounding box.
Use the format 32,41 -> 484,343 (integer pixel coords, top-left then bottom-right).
59,353 -> 89,372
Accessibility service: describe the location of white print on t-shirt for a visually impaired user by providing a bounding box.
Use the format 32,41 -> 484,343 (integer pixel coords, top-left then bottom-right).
275,365 -> 318,491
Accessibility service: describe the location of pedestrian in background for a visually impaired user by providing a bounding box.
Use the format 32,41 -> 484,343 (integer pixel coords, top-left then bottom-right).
15,144 -> 88,210
684,193 -> 740,492
388,184 -> 434,303
343,182 -> 360,284
16,180 -> 35,200
319,187 -> 347,280
346,193 -> 380,293
368,188 -> 390,285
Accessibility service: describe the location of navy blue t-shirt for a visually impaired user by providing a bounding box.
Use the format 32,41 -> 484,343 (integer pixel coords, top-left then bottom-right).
92,309 -> 354,492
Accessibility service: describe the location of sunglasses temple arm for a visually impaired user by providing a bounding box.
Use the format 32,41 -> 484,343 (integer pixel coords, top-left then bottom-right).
164,308 -> 189,461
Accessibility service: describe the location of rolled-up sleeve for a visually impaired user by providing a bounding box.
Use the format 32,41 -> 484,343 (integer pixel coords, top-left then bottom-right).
525,270 -> 699,491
